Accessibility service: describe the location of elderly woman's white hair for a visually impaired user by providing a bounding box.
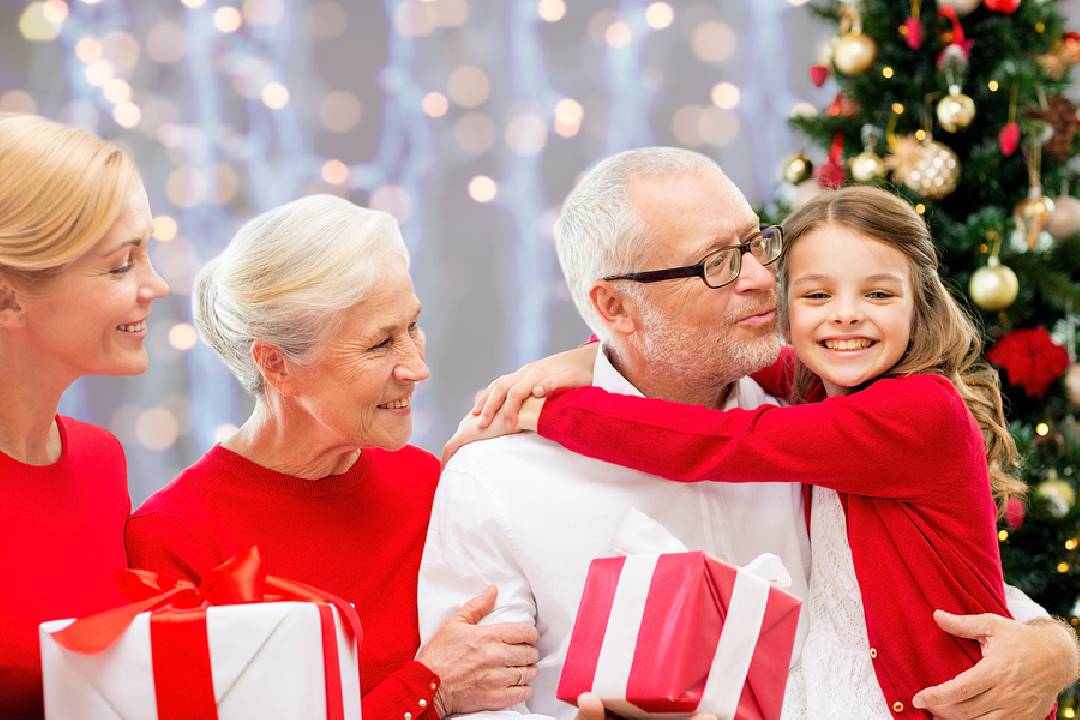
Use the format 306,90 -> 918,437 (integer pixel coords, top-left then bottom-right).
554,146 -> 720,343
194,194 -> 409,394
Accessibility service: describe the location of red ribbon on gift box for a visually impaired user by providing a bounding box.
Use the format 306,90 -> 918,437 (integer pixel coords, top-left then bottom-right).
50,546 -> 363,720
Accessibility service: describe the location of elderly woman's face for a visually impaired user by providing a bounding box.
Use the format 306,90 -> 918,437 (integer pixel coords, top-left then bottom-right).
290,259 -> 429,451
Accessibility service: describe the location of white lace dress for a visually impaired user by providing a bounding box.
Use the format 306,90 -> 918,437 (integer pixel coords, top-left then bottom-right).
781,486 -> 893,720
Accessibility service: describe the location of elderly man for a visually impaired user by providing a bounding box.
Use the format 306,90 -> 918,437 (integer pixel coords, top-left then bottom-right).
418,147 -> 1076,720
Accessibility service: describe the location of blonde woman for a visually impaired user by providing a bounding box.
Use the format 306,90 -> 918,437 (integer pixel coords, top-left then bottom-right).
0,114 -> 169,718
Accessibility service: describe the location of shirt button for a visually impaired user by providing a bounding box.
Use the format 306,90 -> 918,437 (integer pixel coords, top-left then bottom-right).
870,648 -> 878,658
419,699 -> 428,708
892,701 -> 904,712
405,713 -> 413,720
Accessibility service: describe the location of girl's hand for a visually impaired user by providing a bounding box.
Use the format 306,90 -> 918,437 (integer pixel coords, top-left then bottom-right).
471,343 -> 598,429
442,397 -> 544,466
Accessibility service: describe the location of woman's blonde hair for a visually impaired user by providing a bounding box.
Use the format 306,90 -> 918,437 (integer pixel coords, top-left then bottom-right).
779,185 -> 1025,510
193,194 -> 410,396
0,114 -> 142,285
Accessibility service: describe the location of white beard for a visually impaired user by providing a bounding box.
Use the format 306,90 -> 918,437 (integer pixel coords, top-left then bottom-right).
633,295 -> 783,400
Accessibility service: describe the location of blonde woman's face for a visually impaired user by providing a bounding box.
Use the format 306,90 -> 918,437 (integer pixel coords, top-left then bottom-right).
18,184 -> 170,377
785,224 -> 914,396
289,260 -> 430,451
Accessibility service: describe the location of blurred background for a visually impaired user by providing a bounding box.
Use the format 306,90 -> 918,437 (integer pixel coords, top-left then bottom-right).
1,0 -> 1077,504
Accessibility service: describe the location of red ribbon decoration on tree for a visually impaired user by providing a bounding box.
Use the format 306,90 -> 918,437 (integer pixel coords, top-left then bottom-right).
937,6 -> 975,65
987,327 -> 1070,399
816,132 -> 846,188
51,546 -> 363,720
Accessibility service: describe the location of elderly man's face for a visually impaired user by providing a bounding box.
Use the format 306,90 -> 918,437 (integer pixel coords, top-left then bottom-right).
624,168 -> 782,388
289,259 -> 429,451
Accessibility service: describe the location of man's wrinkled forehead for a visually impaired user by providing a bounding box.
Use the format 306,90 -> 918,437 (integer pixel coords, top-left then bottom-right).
629,167 -> 757,255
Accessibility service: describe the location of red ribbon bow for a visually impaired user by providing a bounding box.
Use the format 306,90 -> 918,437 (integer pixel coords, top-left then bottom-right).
51,547 -> 363,720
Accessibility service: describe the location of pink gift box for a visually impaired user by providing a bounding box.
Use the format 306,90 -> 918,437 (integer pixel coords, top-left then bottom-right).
557,551 -> 801,719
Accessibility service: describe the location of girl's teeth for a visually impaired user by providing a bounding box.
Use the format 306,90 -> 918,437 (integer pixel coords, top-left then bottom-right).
825,338 -> 872,351
117,321 -> 146,333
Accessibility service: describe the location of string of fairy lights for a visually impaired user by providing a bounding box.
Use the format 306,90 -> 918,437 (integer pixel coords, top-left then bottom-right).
3,0 -> 814,498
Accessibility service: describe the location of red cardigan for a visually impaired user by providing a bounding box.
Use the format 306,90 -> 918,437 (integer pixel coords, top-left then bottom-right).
537,373 -> 1010,720
125,444 -> 442,720
1,417 -> 130,720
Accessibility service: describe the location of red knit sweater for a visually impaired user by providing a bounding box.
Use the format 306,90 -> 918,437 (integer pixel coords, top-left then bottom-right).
1,417 -> 130,720
537,373 -> 1010,720
124,444 -> 442,720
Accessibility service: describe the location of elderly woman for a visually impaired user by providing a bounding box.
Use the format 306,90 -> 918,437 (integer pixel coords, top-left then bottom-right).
0,115 -> 170,718
124,195 -> 538,720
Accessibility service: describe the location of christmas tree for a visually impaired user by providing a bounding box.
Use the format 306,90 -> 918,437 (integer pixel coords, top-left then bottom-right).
770,0 -> 1079,711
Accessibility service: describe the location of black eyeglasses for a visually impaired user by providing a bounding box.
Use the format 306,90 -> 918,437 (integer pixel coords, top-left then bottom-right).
603,225 -> 785,290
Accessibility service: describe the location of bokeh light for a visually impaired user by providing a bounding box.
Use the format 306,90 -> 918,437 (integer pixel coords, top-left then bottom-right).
168,324 -> 199,351
468,175 -> 497,203
537,0 -> 566,22
261,82 -> 290,109
153,216 -> 178,242
710,82 -> 741,109
136,408 -> 179,451
645,2 -> 674,29
447,65 -> 490,108
691,21 -> 736,63
454,111 -> 496,154
213,7 -> 243,33
321,159 -> 350,185
319,91 -> 363,133
421,91 -> 449,117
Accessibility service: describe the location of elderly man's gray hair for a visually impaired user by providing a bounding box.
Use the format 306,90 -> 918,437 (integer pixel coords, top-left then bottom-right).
193,194 -> 409,395
554,146 -> 720,342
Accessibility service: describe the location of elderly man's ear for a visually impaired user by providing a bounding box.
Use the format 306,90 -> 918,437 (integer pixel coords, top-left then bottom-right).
589,281 -> 639,337
0,276 -> 26,330
251,340 -> 299,398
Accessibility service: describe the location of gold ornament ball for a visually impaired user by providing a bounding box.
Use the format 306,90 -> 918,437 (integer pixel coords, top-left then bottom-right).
849,150 -> 886,183
938,0 -> 981,13
834,32 -> 877,76
1047,196 -> 1080,239
1066,363 -> 1080,410
890,136 -> 960,200
968,256 -> 1019,311
782,153 -> 814,185
1013,195 -> 1055,251
1037,472 -> 1076,518
936,92 -> 976,133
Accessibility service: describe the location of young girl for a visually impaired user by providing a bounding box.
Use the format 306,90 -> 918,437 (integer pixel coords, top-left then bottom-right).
0,114 -> 169,718
448,186 -> 1030,720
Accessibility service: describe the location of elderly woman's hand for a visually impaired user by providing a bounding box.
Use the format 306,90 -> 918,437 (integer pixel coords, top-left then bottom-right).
471,342 -> 597,429
417,585 -> 540,717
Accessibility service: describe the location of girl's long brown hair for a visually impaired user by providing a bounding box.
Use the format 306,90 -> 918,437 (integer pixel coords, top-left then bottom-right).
778,186 -> 1025,511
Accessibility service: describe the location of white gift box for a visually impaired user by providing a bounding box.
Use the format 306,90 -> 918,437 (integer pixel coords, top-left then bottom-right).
40,601 -> 360,720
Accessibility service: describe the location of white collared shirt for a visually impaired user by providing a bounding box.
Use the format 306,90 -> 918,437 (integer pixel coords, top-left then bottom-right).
417,346 -> 812,720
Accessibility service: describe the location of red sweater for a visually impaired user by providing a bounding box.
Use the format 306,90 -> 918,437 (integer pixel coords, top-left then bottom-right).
537,374 -> 1009,720
124,444 -> 442,720
1,417 -> 130,720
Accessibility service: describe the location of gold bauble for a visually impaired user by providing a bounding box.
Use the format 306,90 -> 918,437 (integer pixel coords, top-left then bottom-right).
968,256 -> 1019,311
834,32 -> 877,76
1037,471 -> 1076,518
782,153 -> 814,185
936,90 -> 976,133
849,150 -> 886,183
888,135 -> 960,200
1047,196 -> 1080,239
1066,362 -> 1080,409
1013,195 -> 1055,251
939,0 -> 981,13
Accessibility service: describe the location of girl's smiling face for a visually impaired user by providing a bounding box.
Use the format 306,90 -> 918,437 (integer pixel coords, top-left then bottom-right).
785,223 -> 915,396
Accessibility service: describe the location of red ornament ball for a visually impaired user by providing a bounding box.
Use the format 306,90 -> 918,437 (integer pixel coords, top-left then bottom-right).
984,0 -> 1020,13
